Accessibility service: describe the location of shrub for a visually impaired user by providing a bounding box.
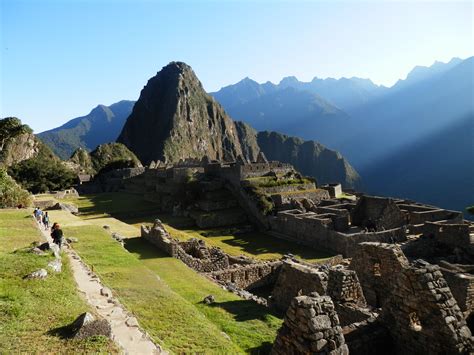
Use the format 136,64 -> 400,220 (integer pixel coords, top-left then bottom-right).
0,169 -> 32,208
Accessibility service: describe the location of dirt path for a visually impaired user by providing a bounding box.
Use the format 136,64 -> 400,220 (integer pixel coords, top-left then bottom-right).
37,223 -> 164,354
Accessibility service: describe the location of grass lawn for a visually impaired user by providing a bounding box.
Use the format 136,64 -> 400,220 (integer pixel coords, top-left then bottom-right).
47,210 -> 282,353
69,192 -> 334,262
0,209 -> 117,353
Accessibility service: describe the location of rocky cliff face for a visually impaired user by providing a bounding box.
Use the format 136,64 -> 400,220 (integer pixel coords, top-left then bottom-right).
0,132 -> 41,167
117,62 -> 249,164
257,131 -> 360,188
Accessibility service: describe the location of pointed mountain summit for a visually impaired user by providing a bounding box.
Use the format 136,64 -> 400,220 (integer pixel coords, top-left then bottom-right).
117,62 -> 256,164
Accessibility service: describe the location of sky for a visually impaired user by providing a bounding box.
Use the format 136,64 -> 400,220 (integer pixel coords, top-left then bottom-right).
1,0 -> 473,133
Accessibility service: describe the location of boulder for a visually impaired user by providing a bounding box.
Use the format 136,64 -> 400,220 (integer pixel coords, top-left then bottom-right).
203,294 -> 216,304
47,259 -> 62,273
100,287 -> 112,297
38,242 -> 50,251
24,268 -> 47,280
71,312 -> 111,339
30,247 -> 46,255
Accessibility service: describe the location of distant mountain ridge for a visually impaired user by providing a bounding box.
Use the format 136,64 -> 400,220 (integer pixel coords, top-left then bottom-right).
38,100 -> 135,159
210,57 -> 473,212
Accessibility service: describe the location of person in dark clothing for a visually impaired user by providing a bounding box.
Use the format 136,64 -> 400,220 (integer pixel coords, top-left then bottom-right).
42,212 -> 50,230
51,223 -> 63,248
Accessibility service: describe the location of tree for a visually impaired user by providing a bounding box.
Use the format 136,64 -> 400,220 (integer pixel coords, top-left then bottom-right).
466,206 -> 474,216
0,117 -> 33,152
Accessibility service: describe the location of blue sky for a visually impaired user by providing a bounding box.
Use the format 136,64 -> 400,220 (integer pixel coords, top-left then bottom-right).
1,0 -> 472,132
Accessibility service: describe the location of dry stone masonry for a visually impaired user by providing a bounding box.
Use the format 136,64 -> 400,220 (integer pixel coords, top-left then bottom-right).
271,293 -> 348,355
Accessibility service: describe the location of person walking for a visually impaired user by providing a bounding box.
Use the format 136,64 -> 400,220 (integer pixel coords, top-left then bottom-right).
51,223 -> 64,249
42,212 -> 50,230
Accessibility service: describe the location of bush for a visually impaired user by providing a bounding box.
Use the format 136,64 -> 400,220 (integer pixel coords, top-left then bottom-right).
0,169 -> 32,208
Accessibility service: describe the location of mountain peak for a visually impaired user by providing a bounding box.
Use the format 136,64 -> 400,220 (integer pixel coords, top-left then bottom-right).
279,76 -> 299,86
117,62 -> 256,164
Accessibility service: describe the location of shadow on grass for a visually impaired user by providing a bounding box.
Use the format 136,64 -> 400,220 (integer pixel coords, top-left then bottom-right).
248,341 -> 273,355
47,324 -> 74,339
124,237 -> 169,259
209,299 -> 278,322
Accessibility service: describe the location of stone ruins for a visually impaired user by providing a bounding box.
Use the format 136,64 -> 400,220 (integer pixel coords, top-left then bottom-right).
79,156 -> 474,353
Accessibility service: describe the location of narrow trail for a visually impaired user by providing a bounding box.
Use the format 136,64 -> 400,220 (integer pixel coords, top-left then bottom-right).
36,222 -> 164,355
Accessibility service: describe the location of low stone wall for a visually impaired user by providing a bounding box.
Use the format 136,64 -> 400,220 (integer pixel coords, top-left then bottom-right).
271,189 -> 329,206
409,209 -> 463,225
258,182 -> 316,195
271,293 -> 349,355
207,261 -> 282,290
141,221 -> 229,273
423,221 -> 472,253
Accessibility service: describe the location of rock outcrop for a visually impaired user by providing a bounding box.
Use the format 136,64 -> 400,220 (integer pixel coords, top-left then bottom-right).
0,132 -> 40,167
117,62 -> 252,164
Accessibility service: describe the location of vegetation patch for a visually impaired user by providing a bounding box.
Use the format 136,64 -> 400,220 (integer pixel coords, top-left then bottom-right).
0,169 -> 32,208
0,209 -> 117,353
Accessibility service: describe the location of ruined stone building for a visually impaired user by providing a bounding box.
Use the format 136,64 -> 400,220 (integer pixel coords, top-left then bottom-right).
79,156 -> 474,353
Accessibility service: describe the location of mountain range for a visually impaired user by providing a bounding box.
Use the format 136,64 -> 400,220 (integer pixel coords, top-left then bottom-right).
38,100 -> 134,160
115,62 -> 360,188
36,57 -> 473,212
211,57 -> 474,212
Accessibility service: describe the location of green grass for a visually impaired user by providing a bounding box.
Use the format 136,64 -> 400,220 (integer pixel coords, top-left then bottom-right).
278,188 -> 325,196
0,209 -> 117,353
244,176 -> 314,189
47,210 -> 281,353
45,192 -> 333,352
69,192 -> 333,262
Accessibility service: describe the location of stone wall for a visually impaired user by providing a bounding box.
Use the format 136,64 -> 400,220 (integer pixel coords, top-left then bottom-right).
271,293 -> 348,355
271,189 -> 330,207
352,196 -> 406,231
141,220 -> 230,273
351,243 -> 473,354
270,210 -> 406,257
350,243 -> 410,308
407,208 -> 463,225
270,260 -> 328,313
207,261 -> 282,290
423,221 -> 473,254
327,268 -> 366,307
382,259 -> 473,354
440,266 -> 474,316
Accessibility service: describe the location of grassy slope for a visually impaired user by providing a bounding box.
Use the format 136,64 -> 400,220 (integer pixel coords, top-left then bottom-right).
48,209 -> 281,353
0,209 -> 117,353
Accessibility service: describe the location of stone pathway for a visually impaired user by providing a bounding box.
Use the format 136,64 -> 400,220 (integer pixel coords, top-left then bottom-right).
37,222 -> 164,354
